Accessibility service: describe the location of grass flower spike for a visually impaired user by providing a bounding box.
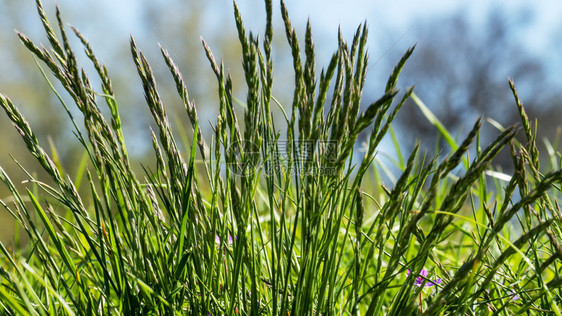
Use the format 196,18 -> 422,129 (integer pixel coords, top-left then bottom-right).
0,0 -> 560,314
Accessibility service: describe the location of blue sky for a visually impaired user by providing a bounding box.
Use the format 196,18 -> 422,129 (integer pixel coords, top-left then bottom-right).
4,0 -> 559,85
177,1 -> 558,49
69,0 -> 559,85
27,0 -> 557,51
2,0 -> 560,157
8,0 -> 556,81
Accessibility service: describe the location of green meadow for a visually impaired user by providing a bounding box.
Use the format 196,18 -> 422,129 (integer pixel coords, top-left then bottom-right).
0,1 -> 561,314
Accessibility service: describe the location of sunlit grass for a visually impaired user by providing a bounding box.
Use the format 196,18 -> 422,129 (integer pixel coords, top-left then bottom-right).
0,0 -> 561,315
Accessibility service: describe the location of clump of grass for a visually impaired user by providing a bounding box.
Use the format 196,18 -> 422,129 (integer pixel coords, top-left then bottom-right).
0,0 -> 561,314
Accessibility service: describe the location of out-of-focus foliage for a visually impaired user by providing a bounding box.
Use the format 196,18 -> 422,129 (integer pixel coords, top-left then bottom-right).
390,7 -> 562,161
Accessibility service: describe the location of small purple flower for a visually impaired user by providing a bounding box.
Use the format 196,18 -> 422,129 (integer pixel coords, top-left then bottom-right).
407,269 -> 442,287
500,281 -> 520,301
509,290 -> 520,301
215,234 -> 236,246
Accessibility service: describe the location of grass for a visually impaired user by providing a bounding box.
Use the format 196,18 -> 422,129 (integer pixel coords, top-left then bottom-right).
0,0 -> 561,314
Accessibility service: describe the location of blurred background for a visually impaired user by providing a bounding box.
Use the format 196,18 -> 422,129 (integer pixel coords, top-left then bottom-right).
0,0 -> 561,243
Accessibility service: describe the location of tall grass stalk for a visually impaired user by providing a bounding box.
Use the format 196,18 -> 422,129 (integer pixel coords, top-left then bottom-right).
0,0 -> 561,314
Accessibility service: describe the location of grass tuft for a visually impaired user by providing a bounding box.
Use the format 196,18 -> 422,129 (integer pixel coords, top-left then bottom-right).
0,0 -> 561,315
